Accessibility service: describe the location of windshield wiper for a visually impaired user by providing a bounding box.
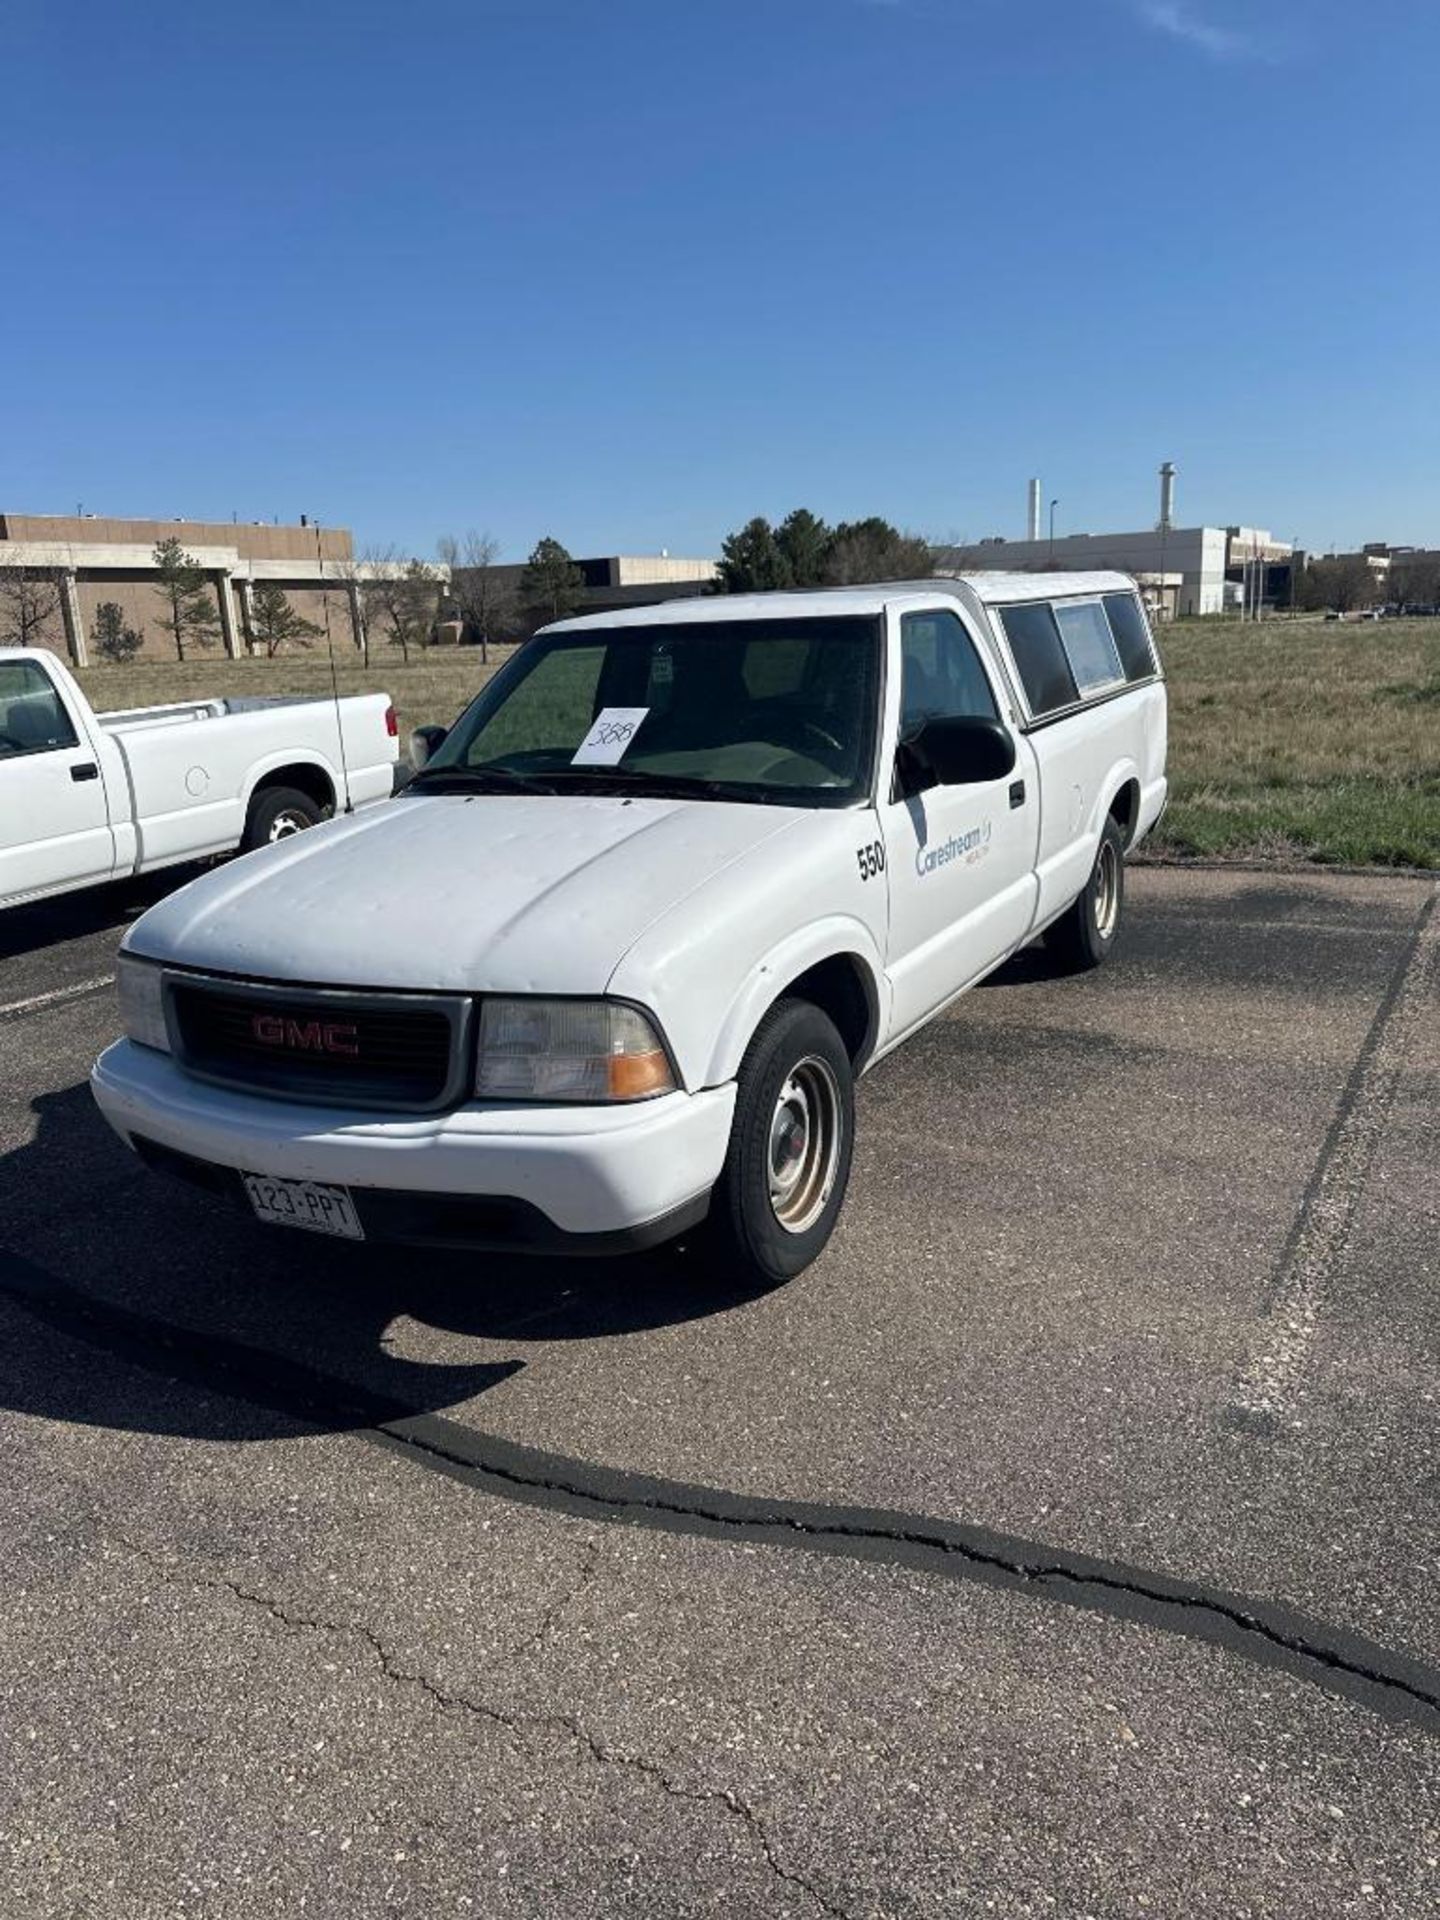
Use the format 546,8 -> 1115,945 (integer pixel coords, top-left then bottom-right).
542,766 -> 773,804
406,764 -> 557,796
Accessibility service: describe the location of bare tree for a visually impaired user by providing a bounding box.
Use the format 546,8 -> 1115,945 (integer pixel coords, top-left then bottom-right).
437,530 -> 516,661
0,565 -> 64,651
328,553 -> 372,663
362,547 -> 441,663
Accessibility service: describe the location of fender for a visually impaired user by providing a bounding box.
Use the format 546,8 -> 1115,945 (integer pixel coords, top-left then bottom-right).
702,914 -> 888,1089
239,748 -> 340,820
1085,753 -> 1143,849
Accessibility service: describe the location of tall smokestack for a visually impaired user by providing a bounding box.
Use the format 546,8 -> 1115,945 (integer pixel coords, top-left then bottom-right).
1028,479 -> 1043,543
1159,462 -> 1176,534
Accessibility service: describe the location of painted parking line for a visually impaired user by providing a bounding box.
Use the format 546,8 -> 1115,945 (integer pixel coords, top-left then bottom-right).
1232,885 -> 1438,1429
0,975 -> 116,1020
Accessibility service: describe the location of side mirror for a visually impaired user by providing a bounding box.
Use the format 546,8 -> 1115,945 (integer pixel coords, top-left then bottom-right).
904,715 -> 1016,788
410,723 -> 448,771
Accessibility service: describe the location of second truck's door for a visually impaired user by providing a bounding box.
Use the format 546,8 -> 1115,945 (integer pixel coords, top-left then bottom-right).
0,656 -> 116,906
879,607 -> 1038,1040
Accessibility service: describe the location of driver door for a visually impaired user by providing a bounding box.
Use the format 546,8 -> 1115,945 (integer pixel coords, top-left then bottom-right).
880,608 -> 1038,1039
0,656 -> 116,905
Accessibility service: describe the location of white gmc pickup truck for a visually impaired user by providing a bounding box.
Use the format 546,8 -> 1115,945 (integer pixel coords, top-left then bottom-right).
1,648 -> 399,910
92,573 -> 1167,1285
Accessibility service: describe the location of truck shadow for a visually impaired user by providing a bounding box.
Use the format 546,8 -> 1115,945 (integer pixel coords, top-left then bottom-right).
0,867 -> 210,963
0,1082 -> 758,1447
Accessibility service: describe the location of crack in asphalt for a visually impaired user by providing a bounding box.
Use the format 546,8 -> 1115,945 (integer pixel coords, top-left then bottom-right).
116,1536 -> 852,1920
4,1247 -> 1439,1737
503,1535 -> 604,1664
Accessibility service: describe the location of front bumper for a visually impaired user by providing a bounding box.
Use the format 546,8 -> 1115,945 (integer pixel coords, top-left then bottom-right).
91,1039 -> 736,1250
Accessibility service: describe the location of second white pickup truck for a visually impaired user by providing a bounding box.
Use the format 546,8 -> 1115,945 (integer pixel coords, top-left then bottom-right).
1,648 -> 399,910
93,573 -> 1167,1285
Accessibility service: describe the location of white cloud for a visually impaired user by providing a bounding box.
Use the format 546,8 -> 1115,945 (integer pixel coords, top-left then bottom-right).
1135,1 -> 1255,59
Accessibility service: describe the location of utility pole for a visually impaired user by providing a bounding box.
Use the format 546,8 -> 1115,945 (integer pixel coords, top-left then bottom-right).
1049,499 -> 1059,562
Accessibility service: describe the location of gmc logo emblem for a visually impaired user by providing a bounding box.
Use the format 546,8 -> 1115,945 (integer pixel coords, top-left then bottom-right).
251,1013 -> 359,1056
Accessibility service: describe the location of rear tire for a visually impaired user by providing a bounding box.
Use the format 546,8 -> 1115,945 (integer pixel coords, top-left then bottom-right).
242,786 -> 324,852
703,999 -> 854,1289
1044,816 -> 1126,971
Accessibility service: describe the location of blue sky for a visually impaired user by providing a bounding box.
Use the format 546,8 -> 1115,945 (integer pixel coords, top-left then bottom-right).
5,1 -> 1438,558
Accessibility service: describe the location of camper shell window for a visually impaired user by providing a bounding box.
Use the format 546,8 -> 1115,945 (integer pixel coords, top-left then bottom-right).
996,591 -> 1160,723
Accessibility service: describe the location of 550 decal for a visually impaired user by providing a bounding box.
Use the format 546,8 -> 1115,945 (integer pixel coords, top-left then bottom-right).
856,842 -> 886,882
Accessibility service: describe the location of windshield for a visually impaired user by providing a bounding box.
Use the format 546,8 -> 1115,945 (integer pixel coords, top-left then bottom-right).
416,616 -> 883,808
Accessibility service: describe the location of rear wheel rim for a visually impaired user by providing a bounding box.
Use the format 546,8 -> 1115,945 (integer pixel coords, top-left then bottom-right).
267,807 -> 312,843
767,1055 -> 843,1235
1094,839 -> 1120,939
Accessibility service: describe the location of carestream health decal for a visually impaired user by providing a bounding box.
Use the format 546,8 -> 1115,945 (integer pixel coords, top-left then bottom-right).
915,819 -> 992,876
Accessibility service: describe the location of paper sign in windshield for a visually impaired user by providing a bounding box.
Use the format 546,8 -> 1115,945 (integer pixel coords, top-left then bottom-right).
572,707 -> 650,767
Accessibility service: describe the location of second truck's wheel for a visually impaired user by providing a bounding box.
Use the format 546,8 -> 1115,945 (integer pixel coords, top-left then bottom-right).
242,786 -> 324,852
1045,815 -> 1126,971
704,998 -> 855,1289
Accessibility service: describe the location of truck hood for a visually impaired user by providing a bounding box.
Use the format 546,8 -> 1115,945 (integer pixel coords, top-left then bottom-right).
124,792 -> 805,993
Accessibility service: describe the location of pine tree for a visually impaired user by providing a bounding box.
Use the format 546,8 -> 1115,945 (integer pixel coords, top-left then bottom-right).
521,537 -> 585,625
93,600 -> 145,663
715,518 -> 793,594
152,538 -> 221,662
776,509 -> 833,588
250,583 -> 322,657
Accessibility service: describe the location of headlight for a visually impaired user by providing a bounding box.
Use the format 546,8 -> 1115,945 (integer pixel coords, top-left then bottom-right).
475,998 -> 675,1103
117,954 -> 171,1053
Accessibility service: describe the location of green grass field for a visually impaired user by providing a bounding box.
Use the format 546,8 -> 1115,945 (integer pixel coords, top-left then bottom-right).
76,618 -> 1440,869
1149,616 -> 1440,868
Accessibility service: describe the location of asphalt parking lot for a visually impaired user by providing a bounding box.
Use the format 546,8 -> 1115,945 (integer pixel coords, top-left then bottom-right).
1,863 -> 1436,1919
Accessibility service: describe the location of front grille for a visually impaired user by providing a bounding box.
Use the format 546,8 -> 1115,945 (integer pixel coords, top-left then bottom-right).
167,976 -> 469,1111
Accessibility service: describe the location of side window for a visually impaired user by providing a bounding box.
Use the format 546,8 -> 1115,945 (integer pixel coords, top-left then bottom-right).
0,660 -> 80,761
998,603 -> 1079,718
1053,601 -> 1126,697
900,611 -> 999,736
1103,593 -> 1159,682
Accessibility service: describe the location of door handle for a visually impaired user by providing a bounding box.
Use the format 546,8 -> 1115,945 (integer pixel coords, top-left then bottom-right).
1009,779 -> 1026,809
70,762 -> 100,783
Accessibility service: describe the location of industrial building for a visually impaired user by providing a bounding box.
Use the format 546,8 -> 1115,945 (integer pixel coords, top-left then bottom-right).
944,468 -> 1296,618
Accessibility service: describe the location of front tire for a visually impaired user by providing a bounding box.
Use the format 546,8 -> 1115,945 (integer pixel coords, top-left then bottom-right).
242,786 -> 325,852
704,999 -> 855,1288
1044,816 -> 1126,971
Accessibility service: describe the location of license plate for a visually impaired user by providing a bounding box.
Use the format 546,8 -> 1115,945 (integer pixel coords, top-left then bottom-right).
242,1172 -> 365,1241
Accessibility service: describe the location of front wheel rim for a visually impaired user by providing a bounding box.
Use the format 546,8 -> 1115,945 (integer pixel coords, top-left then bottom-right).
268,808 -> 312,843
1094,840 -> 1120,939
767,1055 -> 843,1235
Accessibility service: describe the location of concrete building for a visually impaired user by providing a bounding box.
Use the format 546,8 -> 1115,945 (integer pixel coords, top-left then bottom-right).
0,513 -> 448,665
943,524 -> 1294,619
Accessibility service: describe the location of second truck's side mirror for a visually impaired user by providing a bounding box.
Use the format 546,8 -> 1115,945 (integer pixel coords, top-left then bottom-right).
904,715 -> 1016,788
410,723 -> 448,771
